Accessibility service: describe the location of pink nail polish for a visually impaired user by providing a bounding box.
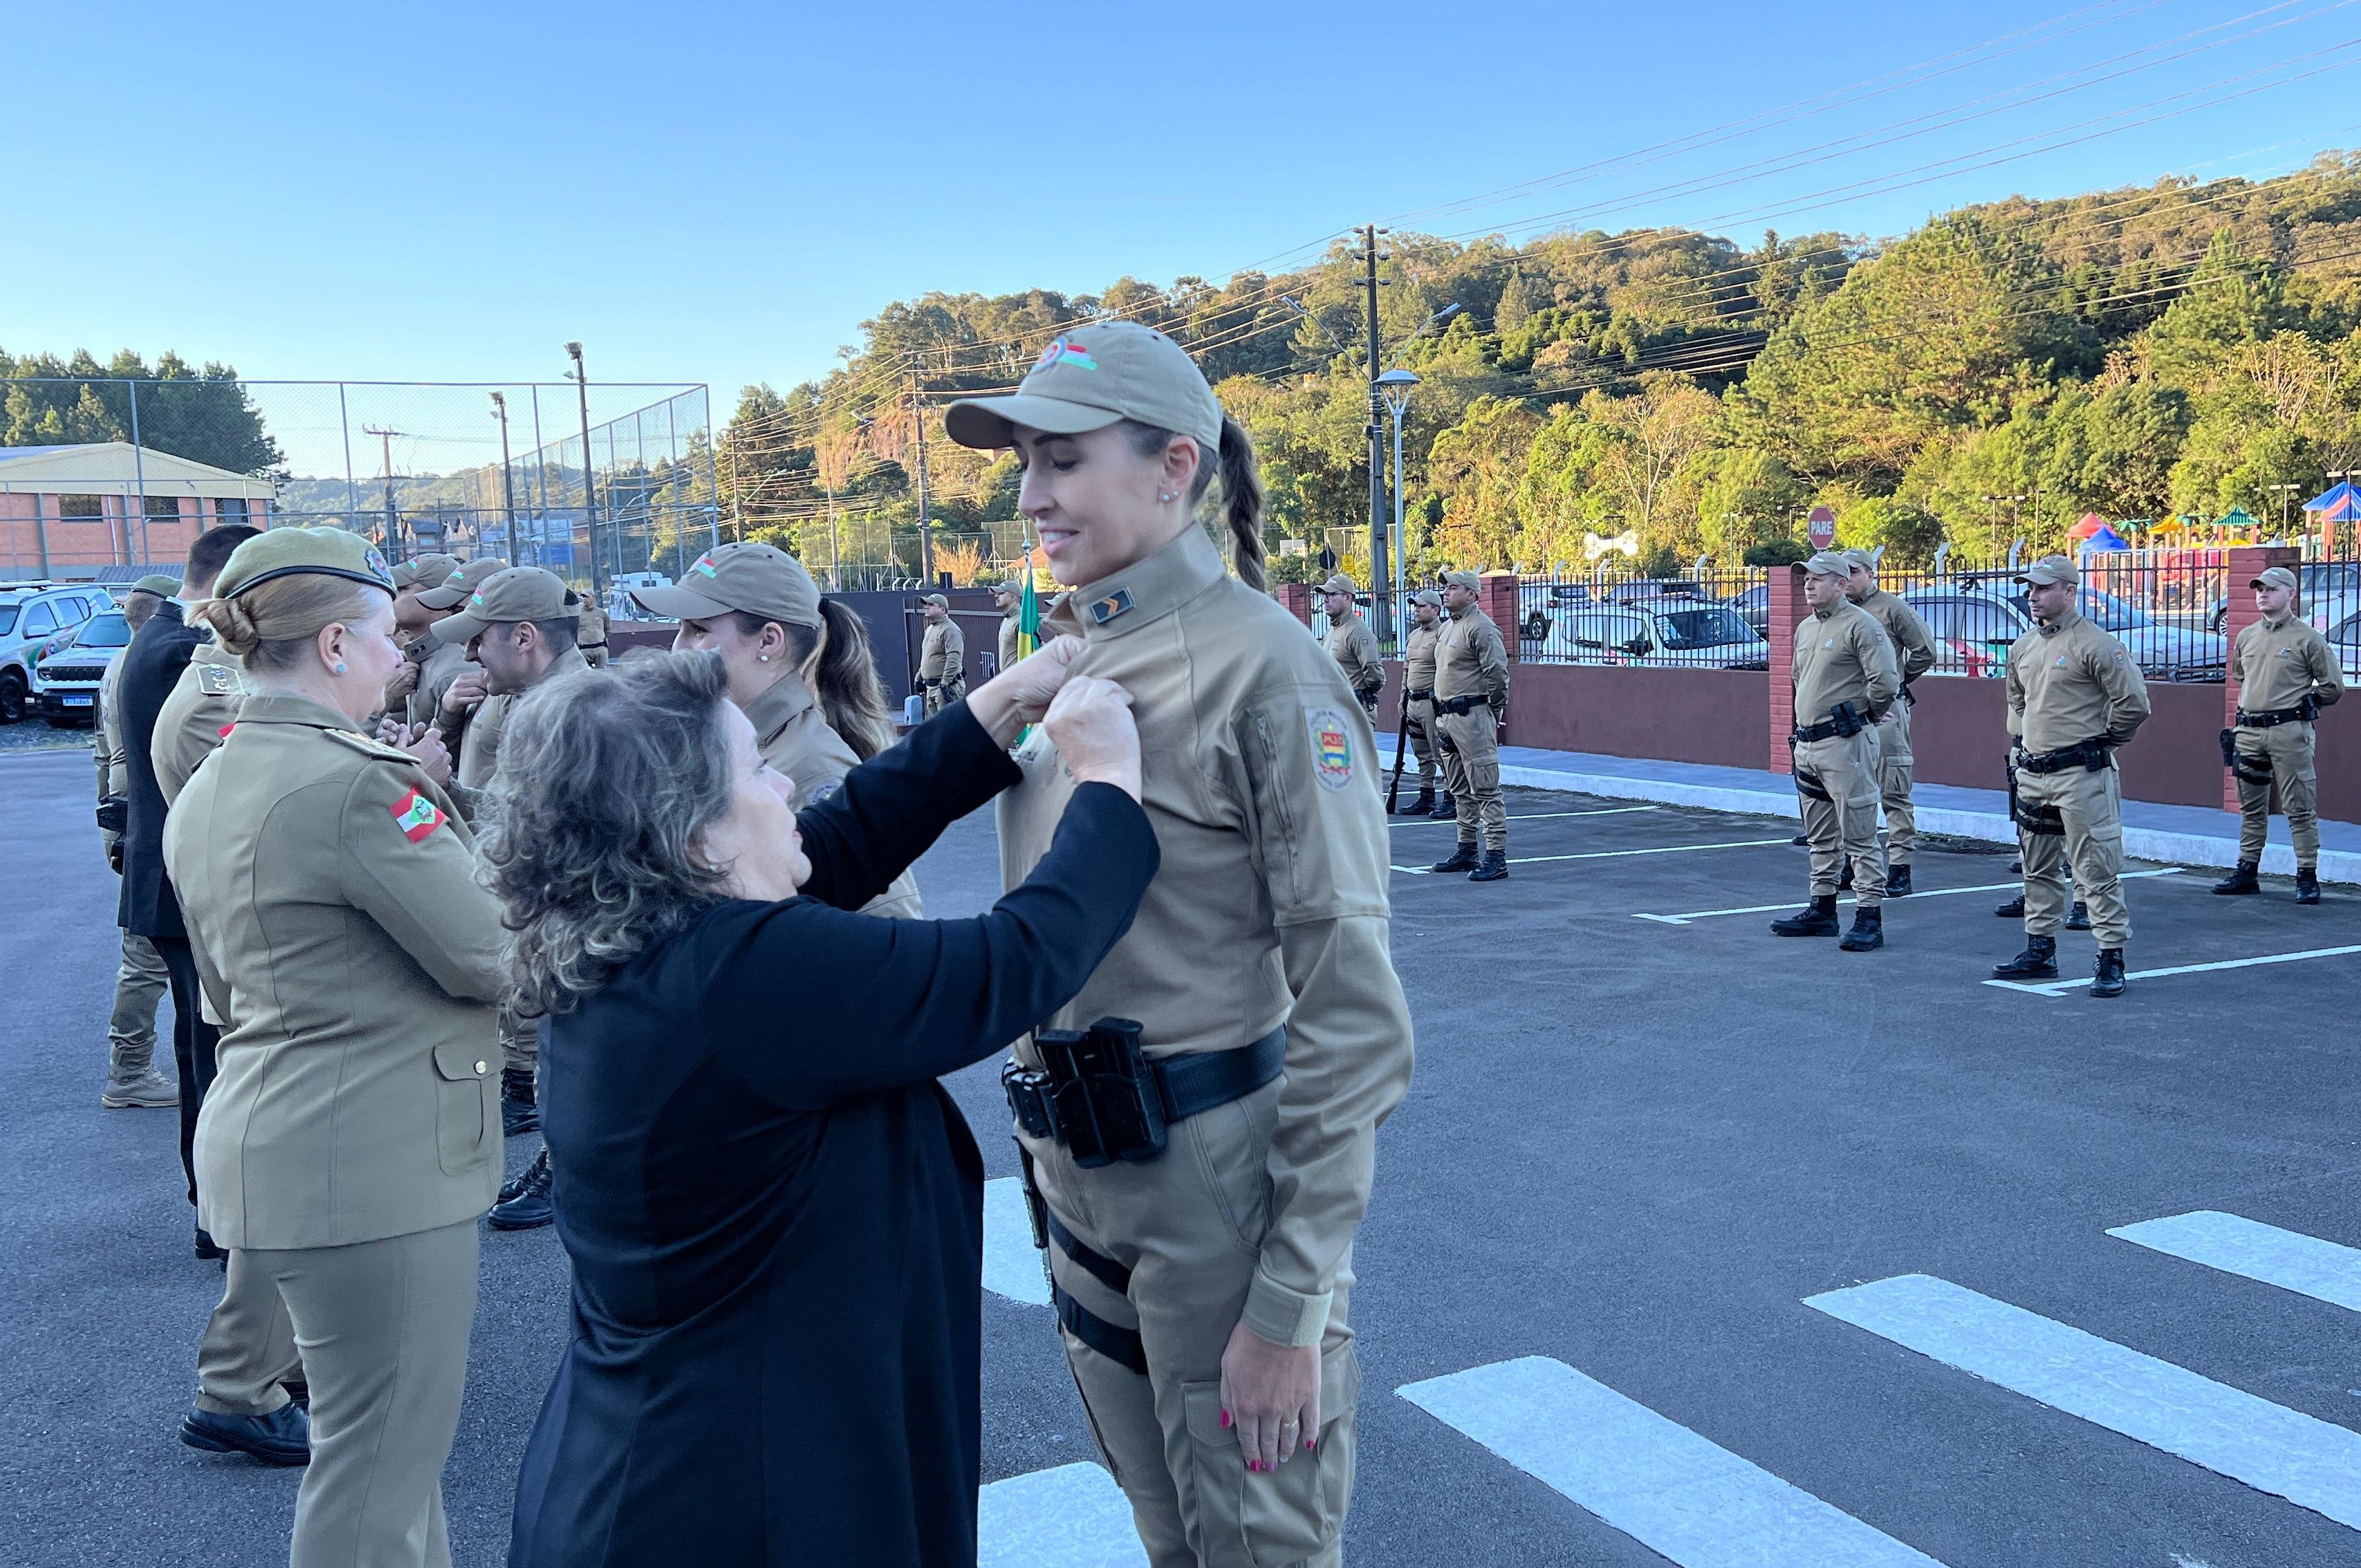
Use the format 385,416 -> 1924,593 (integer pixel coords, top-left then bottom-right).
1305,1437 -> 1315,1452
1219,1410 -> 1232,1430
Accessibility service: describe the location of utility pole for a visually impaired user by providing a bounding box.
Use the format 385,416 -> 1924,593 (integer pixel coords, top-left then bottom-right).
910,369 -> 935,587
364,425 -> 407,561
490,393 -> 520,565
1362,224 -> 1392,640
566,342 -> 604,602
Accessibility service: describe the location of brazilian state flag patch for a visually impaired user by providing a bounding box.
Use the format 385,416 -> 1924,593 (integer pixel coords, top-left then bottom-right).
390,788 -> 445,843
1306,706 -> 1355,792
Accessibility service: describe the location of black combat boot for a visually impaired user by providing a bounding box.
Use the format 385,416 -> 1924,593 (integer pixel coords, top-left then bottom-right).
2212,861 -> 2261,895
1838,906 -> 1885,951
1430,840 -> 1479,875
1993,894 -> 2025,918
1468,848 -> 1508,882
1789,832 -> 1811,846
1885,863 -> 1913,897
1992,935 -> 2059,980
2007,857 -> 2021,873
1837,862 -> 1854,891
490,1148 -> 554,1231
1428,792 -> 1456,821
2065,900 -> 2091,931
1399,787 -> 1436,816
501,1067 -> 539,1137
1769,895 -> 1840,937
2297,868 -> 2322,904
2090,947 -> 2127,998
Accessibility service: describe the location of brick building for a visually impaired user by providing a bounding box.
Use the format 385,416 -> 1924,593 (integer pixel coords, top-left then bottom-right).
0,442 -> 274,579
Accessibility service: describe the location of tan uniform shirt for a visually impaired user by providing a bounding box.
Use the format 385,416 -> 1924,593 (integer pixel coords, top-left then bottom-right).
409,637 -> 471,730
1791,600 -> 1899,726
743,673 -> 923,919
998,610 -> 1021,674
1324,612 -> 1384,701
920,618 -> 965,684
1404,620 -> 1441,693
996,525 -> 1416,1347
164,692 -> 504,1250
2234,613 -> 2346,715
154,641 -> 248,806
1434,602 -> 1510,708
456,647 -> 592,792
577,601 -> 609,650
98,655 -> 132,803
2006,606 -> 2151,754
1851,586 -> 1938,685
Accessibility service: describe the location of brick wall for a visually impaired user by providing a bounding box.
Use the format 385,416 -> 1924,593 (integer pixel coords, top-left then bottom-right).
1763,563 -> 1809,773
1278,582 -> 1314,628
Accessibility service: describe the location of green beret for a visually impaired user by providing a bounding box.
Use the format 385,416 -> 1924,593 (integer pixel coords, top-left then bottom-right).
130,574 -> 181,598
216,527 -> 396,600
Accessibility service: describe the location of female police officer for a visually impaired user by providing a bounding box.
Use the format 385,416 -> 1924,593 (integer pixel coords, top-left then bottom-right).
947,321 -> 1416,1567
167,528 -> 503,1568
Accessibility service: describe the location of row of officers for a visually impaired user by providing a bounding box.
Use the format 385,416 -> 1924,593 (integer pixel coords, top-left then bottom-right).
1311,548 -> 2344,997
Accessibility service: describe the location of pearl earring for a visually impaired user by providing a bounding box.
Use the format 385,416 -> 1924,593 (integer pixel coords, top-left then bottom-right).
1160,491 -> 1175,503
758,654 -> 770,663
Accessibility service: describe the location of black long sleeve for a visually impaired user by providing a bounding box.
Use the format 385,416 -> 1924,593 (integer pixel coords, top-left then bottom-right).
704,781 -> 1157,1108
793,700 -> 1022,913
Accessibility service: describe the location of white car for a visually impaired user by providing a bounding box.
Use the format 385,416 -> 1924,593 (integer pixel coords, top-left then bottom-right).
30,606 -> 137,727
0,581 -> 115,723
1553,598 -> 1771,670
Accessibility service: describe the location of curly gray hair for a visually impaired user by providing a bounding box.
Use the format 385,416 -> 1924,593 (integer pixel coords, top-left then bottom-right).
476,649 -> 736,1016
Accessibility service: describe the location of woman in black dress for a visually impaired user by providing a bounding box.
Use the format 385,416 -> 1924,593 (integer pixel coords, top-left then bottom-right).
483,643 -> 1155,1567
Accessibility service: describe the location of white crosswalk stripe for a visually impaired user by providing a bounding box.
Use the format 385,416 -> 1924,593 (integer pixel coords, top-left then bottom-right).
979,1463 -> 1145,1568
2111,1211 -> 2361,1314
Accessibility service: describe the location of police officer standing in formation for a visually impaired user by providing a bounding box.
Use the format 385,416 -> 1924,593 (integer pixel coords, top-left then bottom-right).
575,589 -> 610,669
1772,552 -> 1898,951
1430,569 -> 1512,881
994,578 -> 1023,675
917,592 -> 966,716
2216,563 -> 2344,903
1395,586 -> 1445,818
946,319 -> 1414,1568
95,575 -> 183,1110
1992,555 -> 2151,997
1320,572 -> 1384,719
1844,548 -> 1938,897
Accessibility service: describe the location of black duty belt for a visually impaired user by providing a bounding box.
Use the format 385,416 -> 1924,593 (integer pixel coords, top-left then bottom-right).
2015,738 -> 2112,774
580,642 -> 609,650
1790,718 -> 1843,743
1004,1020 -> 1285,1169
1434,693 -> 1490,716
919,676 -> 941,689
1790,701 -> 1868,746
2237,702 -> 2316,727
1405,686 -> 1434,702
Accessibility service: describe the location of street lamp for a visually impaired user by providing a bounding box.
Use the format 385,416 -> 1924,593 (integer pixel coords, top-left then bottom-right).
2268,480 -> 2304,537
490,392 -> 520,566
1376,368 -> 1420,646
564,342 -> 602,604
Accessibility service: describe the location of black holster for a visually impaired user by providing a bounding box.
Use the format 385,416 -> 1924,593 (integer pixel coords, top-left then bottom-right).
2007,761 -> 2066,836
1829,700 -> 1867,738
1002,1018 -> 1165,1168
95,795 -> 127,835
2222,729 -> 2275,785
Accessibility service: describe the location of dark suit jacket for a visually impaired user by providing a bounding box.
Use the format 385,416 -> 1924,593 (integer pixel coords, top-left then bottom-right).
118,602 -> 199,939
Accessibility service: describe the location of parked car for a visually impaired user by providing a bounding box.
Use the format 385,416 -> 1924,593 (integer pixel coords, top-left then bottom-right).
0,581 -> 113,723
1555,599 -> 1770,670
2320,603 -> 2361,683
2205,561 -> 2361,633
1517,582 -> 1595,644
30,606 -> 138,726
1725,584 -> 1770,637
1900,584 -> 2228,681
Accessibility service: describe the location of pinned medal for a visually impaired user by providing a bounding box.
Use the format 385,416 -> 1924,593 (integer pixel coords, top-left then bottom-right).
1089,589 -> 1133,626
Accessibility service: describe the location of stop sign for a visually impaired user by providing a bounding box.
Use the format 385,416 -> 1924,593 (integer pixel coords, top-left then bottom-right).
1806,505 -> 1837,549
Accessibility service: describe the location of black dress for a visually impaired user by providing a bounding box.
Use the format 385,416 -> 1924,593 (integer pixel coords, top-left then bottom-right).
508,703 -> 1157,1568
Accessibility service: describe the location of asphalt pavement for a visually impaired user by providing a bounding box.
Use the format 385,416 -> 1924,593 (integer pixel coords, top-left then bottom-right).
6,738 -> 2360,1567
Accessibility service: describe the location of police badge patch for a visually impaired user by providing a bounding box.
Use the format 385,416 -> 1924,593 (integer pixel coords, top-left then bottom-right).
1306,706 -> 1355,792
196,664 -> 239,696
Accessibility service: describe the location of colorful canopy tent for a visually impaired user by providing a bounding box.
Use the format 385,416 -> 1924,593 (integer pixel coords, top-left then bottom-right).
2068,512 -> 2110,540
2082,524 -> 2131,551
2306,481 -> 2360,552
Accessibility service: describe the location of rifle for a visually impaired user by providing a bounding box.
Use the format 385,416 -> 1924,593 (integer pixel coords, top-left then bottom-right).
1385,681 -> 1411,811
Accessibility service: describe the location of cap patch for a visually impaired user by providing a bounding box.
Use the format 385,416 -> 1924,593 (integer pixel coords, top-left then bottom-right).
1307,706 -> 1355,792
389,787 -> 445,843
691,553 -> 720,578
363,545 -> 391,580
1089,588 -> 1133,626
1035,336 -> 1099,373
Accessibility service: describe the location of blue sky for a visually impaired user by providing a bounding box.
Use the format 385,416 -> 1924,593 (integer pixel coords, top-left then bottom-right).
8,0 -> 2360,436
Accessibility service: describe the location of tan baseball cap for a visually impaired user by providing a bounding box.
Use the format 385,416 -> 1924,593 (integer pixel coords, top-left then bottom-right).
432,567 -> 578,645
920,592 -> 949,609
415,556 -> 512,610
1320,574 -> 1358,596
1841,548 -> 1876,572
1439,570 -> 1480,592
943,321 -> 1222,454
391,552 -> 462,592
1409,587 -> 1442,607
2252,565 -> 2299,592
2015,555 -> 2079,588
630,543 -> 821,629
1804,551 -> 1852,579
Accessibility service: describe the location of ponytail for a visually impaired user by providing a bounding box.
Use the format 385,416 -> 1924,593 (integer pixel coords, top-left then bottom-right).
1214,415 -> 1265,592
810,598 -> 896,761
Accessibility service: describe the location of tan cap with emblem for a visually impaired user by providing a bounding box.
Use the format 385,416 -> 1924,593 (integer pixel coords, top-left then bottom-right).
2251,565 -> 2299,592
1409,586 -> 1442,607
130,574 -> 180,598
920,592 -> 949,609
630,543 -> 822,629
415,556 -> 512,610
431,566 -> 579,645
1439,570 -> 1480,592
1804,550 -> 1853,579
2015,554 -> 2080,588
391,552 -> 462,592
1320,574 -> 1360,596
1841,548 -> 1876,572
943,321 -> 1222,454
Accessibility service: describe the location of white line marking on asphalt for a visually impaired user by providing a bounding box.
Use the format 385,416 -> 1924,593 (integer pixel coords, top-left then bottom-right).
2110,1211 -> 2361,1314
982,1177 -> 1049,1307
979,1462 -> 1146,1568
1397,1356 -> 1946,1567
1388,806 -> 1663,828
1806,1273 -> 2361,1530
1393,837 -> 1795,875
1634,868 -> 2185,924
1983,943 -> 2361,997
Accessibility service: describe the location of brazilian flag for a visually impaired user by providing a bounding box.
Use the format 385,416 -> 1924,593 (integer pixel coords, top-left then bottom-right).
1017,563 -> 1041,660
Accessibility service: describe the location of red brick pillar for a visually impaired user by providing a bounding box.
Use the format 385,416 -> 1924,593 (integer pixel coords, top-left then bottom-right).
1479,572 -> 1522,745
1766,563 -> 1809,774
1279,582 -> 1314,628
2220,543 -> 2298,811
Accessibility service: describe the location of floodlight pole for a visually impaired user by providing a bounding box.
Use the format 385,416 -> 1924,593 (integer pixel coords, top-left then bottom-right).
567,342 -> 603,601
490,393 -> 520,565
1362,225 -> 1391,641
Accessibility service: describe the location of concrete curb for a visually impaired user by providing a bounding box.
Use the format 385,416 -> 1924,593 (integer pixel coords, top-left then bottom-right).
1494,763 -> 2361,886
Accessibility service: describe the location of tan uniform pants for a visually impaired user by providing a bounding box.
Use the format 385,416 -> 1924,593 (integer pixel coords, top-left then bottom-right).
1436,705 -> 1507,851
1023,1079 -> 1360,1568
1405,697 -> 1436,790
194,1248 -> 304,1416
1874,699 -> 1917,868
2234,722 -> 2320,867
1795,730 -> 1886,906
2017,762 -> 2129,947
108,931 -> 169,1076
923,675 -> 966,718
499,1002 -> 534,1076
580,644 -> 609,669
252,1218 -> 480,1568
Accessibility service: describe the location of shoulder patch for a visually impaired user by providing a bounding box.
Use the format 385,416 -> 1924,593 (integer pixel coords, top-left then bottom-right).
196,664 -> 239,696
802,779 -> 841,807
389,788 -> 445,843
1306,706 -> 1355,792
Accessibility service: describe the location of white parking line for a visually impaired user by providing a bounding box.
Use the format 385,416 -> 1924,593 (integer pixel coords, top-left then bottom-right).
2109,1211 -> 2361,1314
1634,868 -> 2184,925
1983,943 -> 2361,997
1388,806 -> 1662,829
1393,837 -> 1794,875
979,1462 -> 1146,1567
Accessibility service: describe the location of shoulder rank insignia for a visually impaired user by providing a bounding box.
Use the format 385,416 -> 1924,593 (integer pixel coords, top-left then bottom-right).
389,788 -> 446,843
324,728 -> 414,761
1089,588 -> 1134,626
196,664 -> 239,697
